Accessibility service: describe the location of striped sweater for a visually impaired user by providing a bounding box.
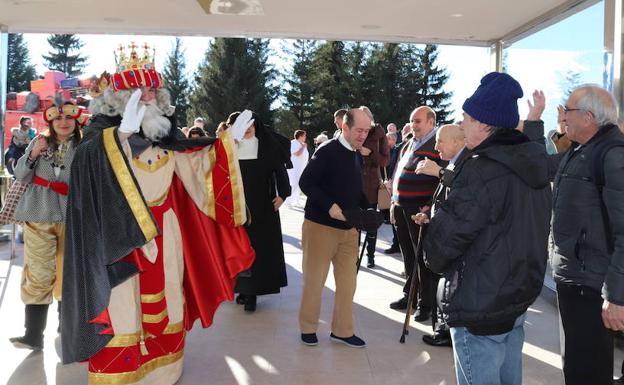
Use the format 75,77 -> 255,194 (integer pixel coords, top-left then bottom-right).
392,133 -> 442,207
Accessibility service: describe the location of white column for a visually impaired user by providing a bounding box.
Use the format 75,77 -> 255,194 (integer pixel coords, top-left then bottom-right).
490,40 -> 504,73
605,0 -> 623,111
0,26 -> 8,169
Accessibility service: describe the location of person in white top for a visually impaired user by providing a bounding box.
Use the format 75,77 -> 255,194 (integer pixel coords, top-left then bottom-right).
286,130 -> 309,207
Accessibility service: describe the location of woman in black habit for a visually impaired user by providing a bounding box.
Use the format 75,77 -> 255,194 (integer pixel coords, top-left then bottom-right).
227,111 -> 291,312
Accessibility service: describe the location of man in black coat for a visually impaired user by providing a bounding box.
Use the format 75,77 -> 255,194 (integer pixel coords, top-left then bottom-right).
413,123 -> 467,347
423,72 -> 551,385
545,85 -> 624,385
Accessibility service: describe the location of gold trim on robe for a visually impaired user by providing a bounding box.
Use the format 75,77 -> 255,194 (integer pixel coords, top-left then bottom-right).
163,322 -> 184,335
205,146 -> 217,220
142,309 -> 168,324
102,127 -> 158,242
132,153 -> 171,173
140,291 -> 165,304
88,351 -> 183,385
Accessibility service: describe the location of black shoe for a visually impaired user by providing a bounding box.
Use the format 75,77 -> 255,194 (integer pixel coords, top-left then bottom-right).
389,296 -> 414,310
414,307 -> 432,322
329,333 -> 366,348
244,295 -> 256,312
10,304 -> 48,350
301,333 -> 318,346
422,330 -> 452,347
367,256 -> 375,268
236,294 -> 246,305
384,245 -> 400,254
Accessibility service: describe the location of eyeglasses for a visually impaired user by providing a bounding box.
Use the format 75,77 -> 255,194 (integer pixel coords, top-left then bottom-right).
563,106 -> 584,113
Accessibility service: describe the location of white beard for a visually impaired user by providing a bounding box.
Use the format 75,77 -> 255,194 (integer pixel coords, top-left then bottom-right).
141,102 -> 171,142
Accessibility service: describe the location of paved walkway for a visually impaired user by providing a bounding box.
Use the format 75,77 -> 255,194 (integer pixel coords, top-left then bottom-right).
0,206 -> 618,385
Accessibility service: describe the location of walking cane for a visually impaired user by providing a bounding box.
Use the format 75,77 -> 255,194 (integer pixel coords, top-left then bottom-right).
356,235 -> 368,274
399,220 -> 424,344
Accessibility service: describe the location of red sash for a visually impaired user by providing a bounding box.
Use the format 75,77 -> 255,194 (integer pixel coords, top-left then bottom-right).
32,175 -> 69,195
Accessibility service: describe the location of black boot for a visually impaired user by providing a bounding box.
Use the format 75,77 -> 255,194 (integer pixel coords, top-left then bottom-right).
366,232 -> 377,268
244,295 -> 257,312
9,304 -> 49,350
367,255 -> 375,268
235,294 -> 246,305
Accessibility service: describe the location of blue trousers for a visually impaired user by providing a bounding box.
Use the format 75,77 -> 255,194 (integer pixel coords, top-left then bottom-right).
450,313 -> 526,385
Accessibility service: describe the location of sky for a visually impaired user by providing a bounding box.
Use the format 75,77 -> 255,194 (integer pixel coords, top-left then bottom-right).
20,1 -> 606,131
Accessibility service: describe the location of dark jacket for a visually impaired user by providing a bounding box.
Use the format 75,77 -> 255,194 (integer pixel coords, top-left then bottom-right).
427,147 -> 470,218
423,129 -> 552,334
361,124 -> 389,205
549,124 -> 624,305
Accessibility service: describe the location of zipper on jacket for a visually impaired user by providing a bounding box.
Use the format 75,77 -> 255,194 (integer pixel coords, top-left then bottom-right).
574,229 -> 587,272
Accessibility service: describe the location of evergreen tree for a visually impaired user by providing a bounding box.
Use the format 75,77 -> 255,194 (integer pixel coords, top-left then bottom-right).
189,38 -> 277,132
43,34 -> 87,77
415,45 -> 453,124
162,37 -> 191,127
361,42 -> 407,125
283,39 -> 316,131
307,41 -> 351,138
7,33 -> 37,92
273,108 -> 300,139
345,41 -> 369,108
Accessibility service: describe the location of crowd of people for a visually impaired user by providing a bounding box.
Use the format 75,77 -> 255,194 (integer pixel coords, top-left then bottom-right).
3,43 -> 624,385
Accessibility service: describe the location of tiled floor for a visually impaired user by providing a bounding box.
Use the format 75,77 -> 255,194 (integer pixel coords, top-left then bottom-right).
0,206 -> 615,385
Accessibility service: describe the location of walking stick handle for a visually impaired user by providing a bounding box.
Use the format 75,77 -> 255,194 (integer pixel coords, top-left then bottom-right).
399,211 -> 424,343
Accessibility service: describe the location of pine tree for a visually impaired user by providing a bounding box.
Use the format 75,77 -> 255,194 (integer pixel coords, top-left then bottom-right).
307,41 -> 351,138
162,37 -> 191,127
7,33 -> 37,92
361,42 -> 406,125
415,45 -> 453,124
189,38 -> 277,133
345,41 -> 369,108
283,39 -> 316,131
43,34 -> 87,77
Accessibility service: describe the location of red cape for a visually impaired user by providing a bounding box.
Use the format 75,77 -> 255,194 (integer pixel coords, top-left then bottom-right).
169,175 -> 255,330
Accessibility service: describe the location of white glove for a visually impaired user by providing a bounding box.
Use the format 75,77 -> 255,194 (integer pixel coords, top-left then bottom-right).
229,110 -> 254,141
119,89 -> 147,134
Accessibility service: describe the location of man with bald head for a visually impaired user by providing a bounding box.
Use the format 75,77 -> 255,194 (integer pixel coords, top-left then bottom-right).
413,124 -> 467,346
547,85 -> 624,385
388,106 -> 444,322
298,107 -> 371,348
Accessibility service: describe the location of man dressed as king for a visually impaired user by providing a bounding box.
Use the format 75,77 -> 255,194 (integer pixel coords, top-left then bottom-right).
61,43 -> 255,385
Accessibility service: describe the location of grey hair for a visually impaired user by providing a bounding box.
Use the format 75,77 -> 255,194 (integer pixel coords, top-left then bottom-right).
89,87 -> 174,117
572,84 -> 618,127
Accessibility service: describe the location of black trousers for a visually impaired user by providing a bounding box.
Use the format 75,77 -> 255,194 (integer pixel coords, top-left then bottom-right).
364,203 -> 378,258
393,204 -> 435,309
557,283 -> 614,385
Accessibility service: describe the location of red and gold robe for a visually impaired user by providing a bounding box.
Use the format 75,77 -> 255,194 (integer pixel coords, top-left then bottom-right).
62,127 -> 254,385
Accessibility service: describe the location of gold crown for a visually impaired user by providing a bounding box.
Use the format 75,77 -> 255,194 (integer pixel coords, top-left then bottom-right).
114,42 -> 155,73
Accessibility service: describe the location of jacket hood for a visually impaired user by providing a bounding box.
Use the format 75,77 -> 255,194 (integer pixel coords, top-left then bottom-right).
473,129 -> 549,189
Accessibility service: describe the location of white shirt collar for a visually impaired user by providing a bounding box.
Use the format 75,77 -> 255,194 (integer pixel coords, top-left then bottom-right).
237,136 -> 259,160
338,134 -> 355,151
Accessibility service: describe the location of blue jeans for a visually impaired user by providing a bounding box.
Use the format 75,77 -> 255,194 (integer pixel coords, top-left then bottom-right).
450,313 -> 526,385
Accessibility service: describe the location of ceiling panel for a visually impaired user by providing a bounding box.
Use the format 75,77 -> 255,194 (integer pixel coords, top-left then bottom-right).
0,0 -> 598,46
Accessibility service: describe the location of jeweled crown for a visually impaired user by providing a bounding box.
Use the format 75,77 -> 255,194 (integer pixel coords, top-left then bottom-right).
114,42 -> 156,72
